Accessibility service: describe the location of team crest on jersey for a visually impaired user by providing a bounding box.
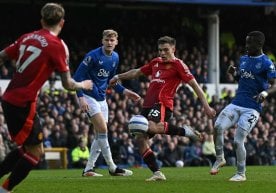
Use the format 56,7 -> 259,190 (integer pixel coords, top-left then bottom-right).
83,56 -> 92,66
255,63 -> 262,69
155,70 -> 161,78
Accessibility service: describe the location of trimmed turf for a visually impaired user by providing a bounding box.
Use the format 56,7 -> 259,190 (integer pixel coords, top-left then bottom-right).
2,166 -> 276,193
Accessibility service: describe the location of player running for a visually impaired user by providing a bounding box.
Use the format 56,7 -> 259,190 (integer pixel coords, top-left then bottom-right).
210,31 -> 276,181
0,3 -> 92,193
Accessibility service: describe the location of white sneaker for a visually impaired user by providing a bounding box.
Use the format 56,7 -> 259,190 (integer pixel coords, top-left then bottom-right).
82,169 -> 103,177
184,125 -> 203,141
109,167 -> 133,176
210,157 -> 226,175
145,171 -> 166,181
229,173 -> 246,182
0,187 -> 10,193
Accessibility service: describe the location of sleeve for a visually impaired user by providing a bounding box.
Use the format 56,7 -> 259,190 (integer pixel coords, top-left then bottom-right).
108,54 -> 119,82
4,39 -> 20,60
140,59 -> 155,76
53,40 -> 70,73
114,83 -> 125,94
266,59 -> 276,79
177,60 -> 194,83
73,54 -> 92,97
109,53 -> 125,94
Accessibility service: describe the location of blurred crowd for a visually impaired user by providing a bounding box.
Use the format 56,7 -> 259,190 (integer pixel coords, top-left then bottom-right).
0,2 -> 275,169
1,3 -> 275,83
0,79 -> 274,168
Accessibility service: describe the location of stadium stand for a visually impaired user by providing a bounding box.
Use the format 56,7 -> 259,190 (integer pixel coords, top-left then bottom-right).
0,1 -> 275,168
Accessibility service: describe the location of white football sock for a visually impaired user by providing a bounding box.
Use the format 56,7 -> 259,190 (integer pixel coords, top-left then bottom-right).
234,128 -> 247,174
84,139 -> 101,172
97,133 -> 117,172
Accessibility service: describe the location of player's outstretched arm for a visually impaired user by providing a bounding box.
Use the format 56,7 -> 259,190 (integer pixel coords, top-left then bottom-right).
123,89 -> 141,102
267,79 -> 276,95
188,79 -> 216,118
227,64 -> 240,81
227,65 -> 237,75
109,68 -> 143,86
60,71 -> 92,91
254,79 -> 276,103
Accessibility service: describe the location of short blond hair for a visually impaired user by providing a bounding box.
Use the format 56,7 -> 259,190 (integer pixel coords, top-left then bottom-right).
102,29 -> 118,38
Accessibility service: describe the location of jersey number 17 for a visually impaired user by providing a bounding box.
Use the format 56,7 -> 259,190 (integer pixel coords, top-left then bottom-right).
16,44 -> 42,73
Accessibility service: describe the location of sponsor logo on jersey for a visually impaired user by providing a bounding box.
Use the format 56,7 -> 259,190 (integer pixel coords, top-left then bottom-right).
151,70 -> 165,83
97,68 -> 110,77
99,60 -> 104,65
151,79 -> 165,84
240,69 -> 255,79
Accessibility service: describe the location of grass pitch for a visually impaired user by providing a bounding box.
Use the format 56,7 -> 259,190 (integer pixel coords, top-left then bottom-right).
2,166 -> 276,193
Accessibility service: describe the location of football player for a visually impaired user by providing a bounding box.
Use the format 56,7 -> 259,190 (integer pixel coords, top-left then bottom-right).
210,31 -> 276,181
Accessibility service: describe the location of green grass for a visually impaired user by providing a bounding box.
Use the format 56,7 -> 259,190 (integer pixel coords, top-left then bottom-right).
2,166 -> 276,193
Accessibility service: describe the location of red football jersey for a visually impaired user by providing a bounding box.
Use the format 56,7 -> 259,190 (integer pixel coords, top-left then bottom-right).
3,29 -> 69,106
140,57 -> 194,110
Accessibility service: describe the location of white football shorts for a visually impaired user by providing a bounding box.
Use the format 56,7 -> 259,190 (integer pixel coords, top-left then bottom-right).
215,103 -> 260,133
83,94 -> 109,122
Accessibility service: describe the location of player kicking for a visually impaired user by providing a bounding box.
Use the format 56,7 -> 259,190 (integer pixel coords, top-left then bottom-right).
210,31 -> 276,181
110,36 -> 216,181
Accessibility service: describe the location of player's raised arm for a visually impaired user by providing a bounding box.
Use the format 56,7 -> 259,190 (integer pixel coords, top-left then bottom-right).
109,68 -> 143,86
254,78 -> 276,103
267,79 -> 276,95
60,71 -> 92,91
187,79 -> 216,118
123,88 -> 141,102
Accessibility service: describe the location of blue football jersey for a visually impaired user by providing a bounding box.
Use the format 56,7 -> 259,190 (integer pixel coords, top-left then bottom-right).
73,46 -> 124,101
232,54 -> 276,112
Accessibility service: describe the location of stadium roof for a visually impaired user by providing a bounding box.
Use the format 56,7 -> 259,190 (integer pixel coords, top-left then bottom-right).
1,0 -> 276,6
118,0 -> 276,6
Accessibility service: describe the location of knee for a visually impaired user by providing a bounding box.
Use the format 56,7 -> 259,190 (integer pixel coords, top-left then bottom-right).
214,123 -> 224,135
233,139 -> 243,149
24,144 -> 44,158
